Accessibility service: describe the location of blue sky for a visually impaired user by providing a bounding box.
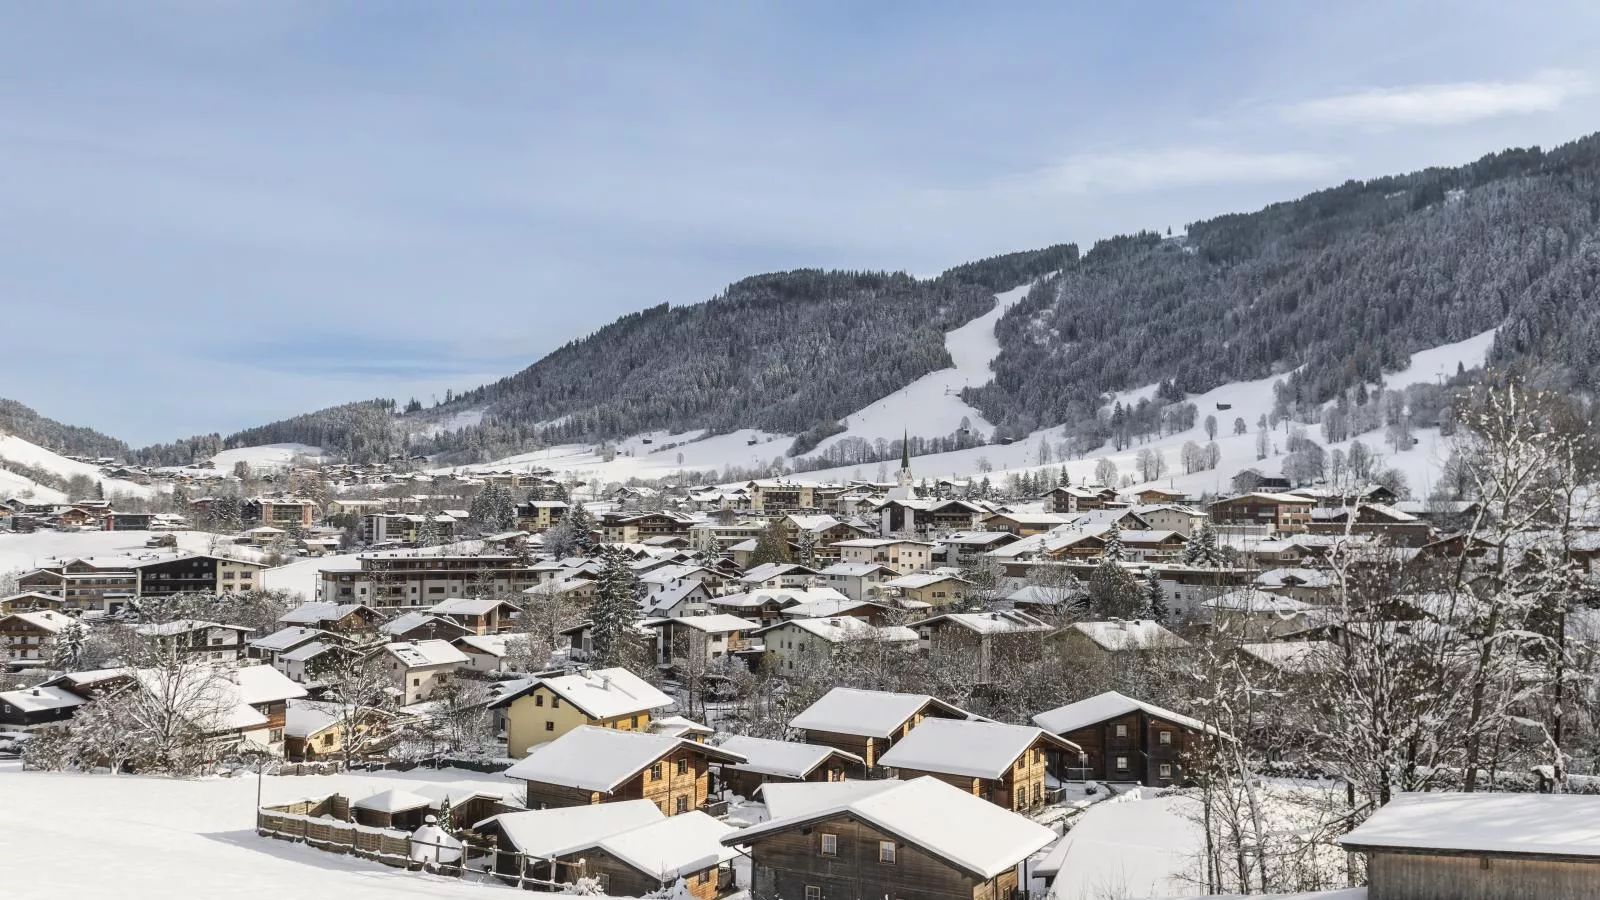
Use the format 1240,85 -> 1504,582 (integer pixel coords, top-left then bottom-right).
4,2 -> 1600,445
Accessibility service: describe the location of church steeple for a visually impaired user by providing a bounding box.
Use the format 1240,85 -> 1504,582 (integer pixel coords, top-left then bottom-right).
897,429 -> 913,489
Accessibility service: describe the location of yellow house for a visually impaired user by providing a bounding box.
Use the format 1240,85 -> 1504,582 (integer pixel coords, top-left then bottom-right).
499,668 -> 675,758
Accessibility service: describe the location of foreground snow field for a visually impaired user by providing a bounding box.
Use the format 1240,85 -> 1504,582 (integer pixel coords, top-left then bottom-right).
0,762 -> 518,899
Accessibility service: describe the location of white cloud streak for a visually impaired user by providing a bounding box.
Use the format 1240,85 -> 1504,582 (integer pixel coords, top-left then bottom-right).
1021,147 -> 1341,195
1285,70 -> 1591,127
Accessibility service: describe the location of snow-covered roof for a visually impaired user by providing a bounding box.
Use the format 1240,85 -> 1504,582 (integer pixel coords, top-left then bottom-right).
648,715 -> 714,739
643,613 -> 758,634
882,572 -> 968,590
503,726 -> 746,792
1032,691 -> 1214,737
725,776 -> 1056,879
739,562 -> 819,584
789,687 -> 972,738
832,537 -> 934,548
641,580 -> 709,615
427,597 -> 518,616
278,601 -> 374,625
382,639 -> 469,668
354,787 -> 434,814
0,684 -> 87,713
718,735 -> 864,779
380,612 -> 468,636
1255,568 -> 1336,589
278,640 -> 340,664
131,664 -> 307,733
592,810 -> 738,879
1238,640 -> 1340,674
912,610 -> 1053,636
2,609 -> 73,633
475,800 -> 665,858
762,616 -> 917,645
247,626 -> 329,652
454,633 -> 528,658
538,668 -> 673,719
1070,619 -> 1191,652
1006,584 -> 1078,606
818,562 -> 900,578
283,700 -> 343,738
709,587 -> 847,609
757,779 -> 901,821
780,597 -> 884,619
1202,588 -> 1321,613
1340,792 -> 1600,857
879,718 -> 1078,779
135,619 -> 251,637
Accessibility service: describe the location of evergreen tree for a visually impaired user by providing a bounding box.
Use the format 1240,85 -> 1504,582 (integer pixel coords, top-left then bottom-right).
566,502 -> 597,554
1142,568 -> 1167,622
749,518 -> 793,568
589,546 -> 642,669
51,617 -> 87,671
796,528 -> 817,566
1101,521 -> 1125,562
1183,520 -> 1221,567
436,795 -> 457,837
415,515 -> 441,548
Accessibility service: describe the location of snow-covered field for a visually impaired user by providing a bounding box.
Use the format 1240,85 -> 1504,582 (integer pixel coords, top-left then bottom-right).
0,761 -> 519,899
0,433 -> 155,499
262,551 -> 362,601
1046,791 -> 1202,899
0,530 -> 264,578
211,443 -> 326,473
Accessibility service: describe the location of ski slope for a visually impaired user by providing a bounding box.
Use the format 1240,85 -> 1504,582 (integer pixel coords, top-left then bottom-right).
0,433 -> 155,499
211,443 -> 326,473
809,281 -> 1034,454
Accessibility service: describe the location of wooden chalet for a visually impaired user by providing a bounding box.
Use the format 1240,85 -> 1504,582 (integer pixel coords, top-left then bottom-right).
788,687 -> 974,768
877,718 -> 1081,812
502,726 -> 747,816
724,776 -> 1055,900
1032,691 -> 1218,787
715,735 -> 865,798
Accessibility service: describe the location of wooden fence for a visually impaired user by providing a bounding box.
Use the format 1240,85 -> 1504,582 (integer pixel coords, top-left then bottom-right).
257,799 -> 586,889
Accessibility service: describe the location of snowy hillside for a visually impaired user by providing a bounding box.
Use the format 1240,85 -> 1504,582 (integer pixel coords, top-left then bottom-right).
431,325 -> 1495,497
809,281 -> 1034,454
0,433 -> 155,499
210,443 -> 326,473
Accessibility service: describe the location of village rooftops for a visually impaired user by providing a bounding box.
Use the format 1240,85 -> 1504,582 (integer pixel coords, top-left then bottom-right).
426,597 -> 520,616
379,612 -> 467,637
757,616 -> 918,645
882,572 -> 970,590
817,562 -> 901,577
1340,791 -> 1600,858
134,619 -> 253,638
788,687 -> 975,738
717,735 -> 866,780
502,726 -> 747,793
2,610 -> 73,632
878,718 -> 1081,780
248,626 -> 333,652
830,537 -> 936,548
590,811 -> 738,881
279,601 -> 379,626
1239,640 -> 1341,674
722,776 -> 1056,879
709,587 -> 850,609
910,610 -> 1052,635
738,562 -> 821,584
1032,691 -> 1218,738
641,613 -> 758,634
757,778 -> 901,820
0,683 -> 87,713
1202,589 -> 1323,614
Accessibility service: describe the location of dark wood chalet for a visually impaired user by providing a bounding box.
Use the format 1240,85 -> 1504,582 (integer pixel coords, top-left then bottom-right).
725,776 -> 1055,900
877,718 -> 1082,813
1031,691 -> 1217,787
788,687 -> 973,768
503,726 -> 747,816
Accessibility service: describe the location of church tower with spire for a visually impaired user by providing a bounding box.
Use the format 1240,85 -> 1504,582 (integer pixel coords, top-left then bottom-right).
896,428 -> 913,489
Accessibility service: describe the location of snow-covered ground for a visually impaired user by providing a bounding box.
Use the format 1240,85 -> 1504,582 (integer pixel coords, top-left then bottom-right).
211,443 -> 326,473
808,282 -> 1033,454
0,761 -> 522,899
0,433 -> 155,499
0,530 -> 265,578
262,551 -> 362,601
1046,791 -> 1202,899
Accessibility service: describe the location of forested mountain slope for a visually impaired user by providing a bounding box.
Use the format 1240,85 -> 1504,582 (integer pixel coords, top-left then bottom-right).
0,398 -> 129,459
969,136 -> 1600,434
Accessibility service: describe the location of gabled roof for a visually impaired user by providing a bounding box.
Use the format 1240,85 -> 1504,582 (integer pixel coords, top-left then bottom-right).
883,572 -> 970,590
911,610 -> 1053,636
279,601 -> 379,626
879,718 -> 1080,779
718,735 -> 865,779
0,684 -> 87,713
757,779 -> 900,820
789,687 -> 974,738
475,800 -> 665,858
1340,792 -> 1600,857
354,787 -> 434,814
818,562 -> 901,578
739,562 -> 820,584
723,776 -> 1056,879
1202,588 -> 1321,614
379,612 -> 469,637
1070,620 -> 1190,652
455,633 -> 530,658
381,639 -> 469,668
0,609 -> 73,633
428,597 -> 520,616
503,726 -> 747,793
642,613 -> 758,634
757,616 -> 918,645
134,619 -> 253,638
591,811 -> 738,879
536,668 -> 673,719
1032,691 -> 1215,737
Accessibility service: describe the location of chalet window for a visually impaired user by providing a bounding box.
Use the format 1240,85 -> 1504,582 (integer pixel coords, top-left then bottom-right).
878,841 -> 896,864
651,763 -> 663,780
676,758 -> 689,775
268,728 -> 283,742
675,796 -> 688,814
322,733 -> 334,747
1115,756 -> 1129,771
596,874 -> 610,892
535,695 -> 544,707
805,887 -> 822,900
1114,724 -> 1128,738
544,721 -> 554,732
698,870 -> 711,885
1160,764 -> 1173,778
1158,730 -> 1172,745
551,697 -> 560,708
820,833 -> 838,856
412,679 -> 420,687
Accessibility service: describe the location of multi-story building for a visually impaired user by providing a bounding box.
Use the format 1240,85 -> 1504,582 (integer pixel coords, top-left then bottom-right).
133,554 -> 270,597
318,551 -> 543,610
245,497 -> 320,528
0,610 -> 73,667
16,557 -> 139,614
1208,492 -> 1315,535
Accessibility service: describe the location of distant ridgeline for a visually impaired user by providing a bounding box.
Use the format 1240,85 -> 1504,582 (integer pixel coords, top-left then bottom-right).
0,398 -> 129,460
138,133 -> 1600,466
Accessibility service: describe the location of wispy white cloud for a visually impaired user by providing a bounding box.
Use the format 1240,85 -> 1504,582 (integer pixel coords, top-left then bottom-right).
1284,70 -> 1591,127
1018,147 -> 1341,195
